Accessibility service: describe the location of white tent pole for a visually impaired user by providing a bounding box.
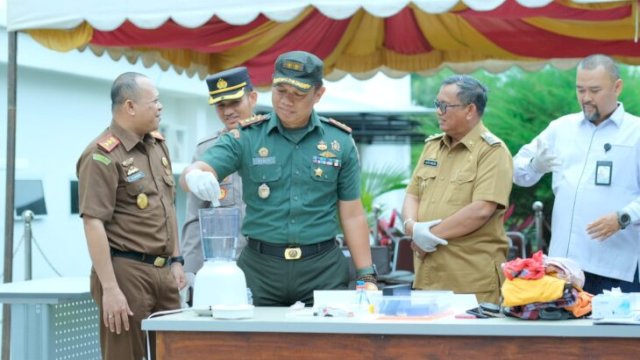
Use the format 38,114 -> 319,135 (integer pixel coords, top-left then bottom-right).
2,30 -> 18,360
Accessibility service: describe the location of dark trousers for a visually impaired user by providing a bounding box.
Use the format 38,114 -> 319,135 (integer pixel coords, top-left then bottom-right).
237,243 -> 349,306
583,268 -> 640,295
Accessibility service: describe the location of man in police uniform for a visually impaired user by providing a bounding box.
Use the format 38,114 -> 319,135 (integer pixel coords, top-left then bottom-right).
181,67 -> 257,292
77,72 -> 186,360
402,75 -> 512,304
180,51 -> 376,306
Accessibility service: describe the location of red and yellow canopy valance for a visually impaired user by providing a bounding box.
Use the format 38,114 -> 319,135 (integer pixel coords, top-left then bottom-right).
7,0 -> 639,85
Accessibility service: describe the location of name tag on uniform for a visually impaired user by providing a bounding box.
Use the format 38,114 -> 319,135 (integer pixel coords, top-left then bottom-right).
127,171 -> 145,183
595,161 -> 612,186
252,157 -> 276,165
424,159 -> 438,167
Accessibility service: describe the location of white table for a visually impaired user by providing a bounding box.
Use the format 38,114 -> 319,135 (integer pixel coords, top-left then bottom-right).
0,277 -> 100,360
143,307 -> 640,359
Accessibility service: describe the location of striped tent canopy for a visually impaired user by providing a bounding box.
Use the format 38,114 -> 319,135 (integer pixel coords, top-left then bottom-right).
7,0 -> 640,85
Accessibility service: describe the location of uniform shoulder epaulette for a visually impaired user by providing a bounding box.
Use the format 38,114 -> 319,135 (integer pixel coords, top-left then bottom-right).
323,117 -> 352,134
481,132 -> 501,146
150,130 -> 165,141
425,133 -> 444,143
240,114 -> 270,128
196,134 -> 218,147
97,134 -> 121,153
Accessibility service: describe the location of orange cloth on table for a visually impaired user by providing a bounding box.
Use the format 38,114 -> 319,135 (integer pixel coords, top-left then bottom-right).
564,290 -> 593,318
501,275 -> 567,307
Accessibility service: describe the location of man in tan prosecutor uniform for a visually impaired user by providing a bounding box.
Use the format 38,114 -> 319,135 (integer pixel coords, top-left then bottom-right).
402,75 -> 513,304
77,72 -> 186,360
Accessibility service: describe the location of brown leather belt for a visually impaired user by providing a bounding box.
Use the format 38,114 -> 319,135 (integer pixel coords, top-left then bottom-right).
110,248 -> 169,267
247,238 -> 336,260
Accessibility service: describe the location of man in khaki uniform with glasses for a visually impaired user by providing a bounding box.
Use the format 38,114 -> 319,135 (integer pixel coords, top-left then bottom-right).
402,75 -> 512,304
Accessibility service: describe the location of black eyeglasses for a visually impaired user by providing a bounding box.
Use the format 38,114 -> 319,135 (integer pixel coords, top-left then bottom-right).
433,100 -> 465,114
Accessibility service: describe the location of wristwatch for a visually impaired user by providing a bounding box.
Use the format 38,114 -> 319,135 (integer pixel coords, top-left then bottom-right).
170,256 -> 185,266
617,211 -> 631,230
356,264 -> 378,282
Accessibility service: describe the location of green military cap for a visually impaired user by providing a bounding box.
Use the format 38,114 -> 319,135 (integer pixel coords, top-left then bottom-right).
272,51 -> 323,92
206,67 -> 253,105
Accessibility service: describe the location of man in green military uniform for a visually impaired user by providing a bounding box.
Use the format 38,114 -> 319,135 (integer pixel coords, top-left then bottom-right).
402,75 -> 513,304
180,51 -> 376,306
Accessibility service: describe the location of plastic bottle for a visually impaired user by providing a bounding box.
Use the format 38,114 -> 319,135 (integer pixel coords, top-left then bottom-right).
355,280 -> 371,314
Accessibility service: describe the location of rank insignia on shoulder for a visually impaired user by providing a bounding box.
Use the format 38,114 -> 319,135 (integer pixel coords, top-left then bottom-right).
240,114 -> 270,128
150,131 -> 165,141
97,134 -> 121,153
425,133 -> 444,143
481,132 -> 501,146
92,153 -> 112,166
324,118 -> 352,133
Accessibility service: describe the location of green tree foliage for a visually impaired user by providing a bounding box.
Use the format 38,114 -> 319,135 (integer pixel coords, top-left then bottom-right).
360,165 -> 407,227
410,64 -> 640,227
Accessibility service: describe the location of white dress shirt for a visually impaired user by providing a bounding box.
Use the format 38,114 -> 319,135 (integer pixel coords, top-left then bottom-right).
513,103 -> 640,282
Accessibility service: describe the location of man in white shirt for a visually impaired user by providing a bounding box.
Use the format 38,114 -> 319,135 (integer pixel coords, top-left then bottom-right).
513,54 -> 640,295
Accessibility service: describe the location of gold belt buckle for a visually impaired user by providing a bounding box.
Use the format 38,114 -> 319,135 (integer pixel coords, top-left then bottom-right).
153,257 -> 167,267
284,247 -> 301,260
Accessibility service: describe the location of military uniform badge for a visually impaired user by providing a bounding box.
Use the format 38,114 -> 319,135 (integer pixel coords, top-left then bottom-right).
258,183 -> 270,199
229,129 -> 240,139
217,78 -> 228,90
92,153 -> 112,166
137,193 -> 148,209
127,166 -> 140,176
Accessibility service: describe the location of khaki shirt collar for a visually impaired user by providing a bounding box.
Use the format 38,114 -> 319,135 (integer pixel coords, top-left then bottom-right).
442,121 -> 486,150
109,121 -> 154,152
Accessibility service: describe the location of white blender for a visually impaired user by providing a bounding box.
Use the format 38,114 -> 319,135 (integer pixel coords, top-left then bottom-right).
192,207 -> 253,319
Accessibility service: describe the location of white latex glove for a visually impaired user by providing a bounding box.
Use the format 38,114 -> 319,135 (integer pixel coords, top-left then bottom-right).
412,219 -> 448,252
185,168 -> 221,206
530,138 -> 561,174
